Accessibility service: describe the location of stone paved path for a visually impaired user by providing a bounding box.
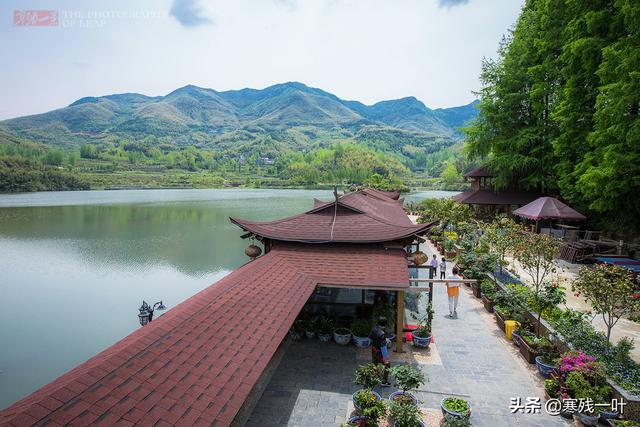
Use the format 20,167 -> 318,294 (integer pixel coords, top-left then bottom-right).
247,241 -> 570,426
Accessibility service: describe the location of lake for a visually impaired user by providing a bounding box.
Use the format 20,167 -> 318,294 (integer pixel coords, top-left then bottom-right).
0,188 -> 457,409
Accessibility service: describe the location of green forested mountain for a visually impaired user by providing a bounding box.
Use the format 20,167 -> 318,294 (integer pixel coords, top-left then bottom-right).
465,0 -> 639,230
0,82 -> 475,150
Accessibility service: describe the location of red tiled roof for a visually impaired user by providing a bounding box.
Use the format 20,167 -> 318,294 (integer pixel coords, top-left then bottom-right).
359,188 -> 401,200
0,244 -> 409,426
452,189 -> 540,206
234,189 -> 428,243
463,166 -> 495,178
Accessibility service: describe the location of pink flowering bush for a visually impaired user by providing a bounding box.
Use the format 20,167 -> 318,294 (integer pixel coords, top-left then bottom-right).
559,351 -> 598,374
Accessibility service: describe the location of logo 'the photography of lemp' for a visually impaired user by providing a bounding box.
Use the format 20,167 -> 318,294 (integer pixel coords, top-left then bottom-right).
13,10 -> 58,26
12,9 -> 163,28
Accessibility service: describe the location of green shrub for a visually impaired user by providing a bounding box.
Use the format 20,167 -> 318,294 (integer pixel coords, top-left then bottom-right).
480,279 -> 497,299
389,365 -> 427,394
442,397 -> 469,414
390,401 -> 422,427
351,319 -> 372,337
354,364 -> 383,389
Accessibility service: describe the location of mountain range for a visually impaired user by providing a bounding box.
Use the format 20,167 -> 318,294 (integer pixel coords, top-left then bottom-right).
0,82 -> 478,156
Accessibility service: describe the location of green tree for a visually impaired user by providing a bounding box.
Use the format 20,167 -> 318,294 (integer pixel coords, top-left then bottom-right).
573,264 -> 640,345
573,0 -> 640,224
441,162 -> 459,185
44,149 -> 64,166
513,232 -> 562,335
80,144 -> 98,159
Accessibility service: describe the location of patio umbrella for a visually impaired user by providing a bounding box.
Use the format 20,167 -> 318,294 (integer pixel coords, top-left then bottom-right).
513,197 -> 587,221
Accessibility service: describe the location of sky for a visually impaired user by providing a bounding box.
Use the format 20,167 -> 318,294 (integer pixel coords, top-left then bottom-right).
0,0 -> 524,120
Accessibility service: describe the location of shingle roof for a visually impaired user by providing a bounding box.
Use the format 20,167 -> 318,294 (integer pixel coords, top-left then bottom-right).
463,166 -> 495,178
452,189 -> 540,206
0,244 -> 409,426
233,189 -> 429,243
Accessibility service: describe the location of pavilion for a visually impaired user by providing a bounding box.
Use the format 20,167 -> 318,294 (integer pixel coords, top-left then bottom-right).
452,166 -> 540,216
0,189 -> 433,426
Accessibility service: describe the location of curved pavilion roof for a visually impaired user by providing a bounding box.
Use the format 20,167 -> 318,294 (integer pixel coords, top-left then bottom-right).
232,189 -> 432,243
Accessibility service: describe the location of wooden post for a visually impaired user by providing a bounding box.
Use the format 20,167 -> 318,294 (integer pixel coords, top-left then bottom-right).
396,290 -> 404,353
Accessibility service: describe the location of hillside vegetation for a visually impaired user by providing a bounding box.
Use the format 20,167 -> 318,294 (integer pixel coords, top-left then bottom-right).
0,82 -> 478,191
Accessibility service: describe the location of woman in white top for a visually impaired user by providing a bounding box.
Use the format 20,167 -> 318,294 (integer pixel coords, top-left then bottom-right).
446,266 -> 461,317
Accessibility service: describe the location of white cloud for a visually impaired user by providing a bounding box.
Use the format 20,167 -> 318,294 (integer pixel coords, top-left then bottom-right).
169,0 -> 212,27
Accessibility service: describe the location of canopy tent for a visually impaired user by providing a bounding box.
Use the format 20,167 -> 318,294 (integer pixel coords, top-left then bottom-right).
513,196 -> 586,221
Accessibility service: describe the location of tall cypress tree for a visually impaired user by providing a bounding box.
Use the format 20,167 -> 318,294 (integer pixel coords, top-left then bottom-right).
575,0 -> 640,224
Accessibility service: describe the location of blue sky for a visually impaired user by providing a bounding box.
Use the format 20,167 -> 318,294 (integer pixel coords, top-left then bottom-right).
0,0 -> 524,120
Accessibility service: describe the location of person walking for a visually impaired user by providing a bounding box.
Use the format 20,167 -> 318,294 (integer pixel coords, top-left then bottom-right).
446,266 -> 461,317
369,317 -> 391,386
439,256 -> 447,279
429,254 -> 438,278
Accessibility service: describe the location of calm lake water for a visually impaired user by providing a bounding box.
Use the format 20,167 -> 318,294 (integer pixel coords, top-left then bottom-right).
0,188 -> 456,409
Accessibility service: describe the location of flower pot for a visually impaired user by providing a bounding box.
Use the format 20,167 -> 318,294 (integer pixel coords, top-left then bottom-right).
352,334 -> 372,348
511,330 -> 522,347
411,331 -> 431,349
305,330 -> 316,339
519,338 -> 538,364
288,329 -> 303,340
471,282 -> 481,298
352,390 -> 382,412
534,356 -> 557,378
481,294 -> 495,313
318,333 -> 332,342
440,397 -> 471,419
333,328 -> 352,345
494,311 -> 506,334
393,422 -> 425,427
445,250 -> 456,260
347,415 -> 378,427
598,409 -> 619,420
388,391 -> 418,406
574,412 -> 599,426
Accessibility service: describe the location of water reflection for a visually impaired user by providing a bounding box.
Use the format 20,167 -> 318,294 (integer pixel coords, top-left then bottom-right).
0,188 -> 455,409
0,189 -> 330,409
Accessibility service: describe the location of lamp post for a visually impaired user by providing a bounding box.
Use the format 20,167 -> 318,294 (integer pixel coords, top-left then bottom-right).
138,300 -> 166,326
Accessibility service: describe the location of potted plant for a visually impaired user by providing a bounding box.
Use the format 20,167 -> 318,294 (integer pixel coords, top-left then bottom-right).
544,378 -> 560,399
480,280 -> 497,313
534,338 -> 560,378
388,364 -> 426,406
444,239 -> 456,259
288,318 -> 305,340
334,326 -> 352,345
315,315 -> 334,342
351,319 -> 372,348
441,397 -> 471,419
303,315 -> 316,339
342,415 -> 378,427
352,364 -> 384,412
511,313 -> 532,348
493,305 -> 510,334
411,305 -> 433,349
555,351 -> 613,423
471,279 -> 481,299
389,401 -> 424,427
441,413 -> 471,427
518,331 -> 539,364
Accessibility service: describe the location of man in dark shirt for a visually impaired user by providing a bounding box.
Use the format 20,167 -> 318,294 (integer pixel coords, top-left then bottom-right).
369,317 -> 391,386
